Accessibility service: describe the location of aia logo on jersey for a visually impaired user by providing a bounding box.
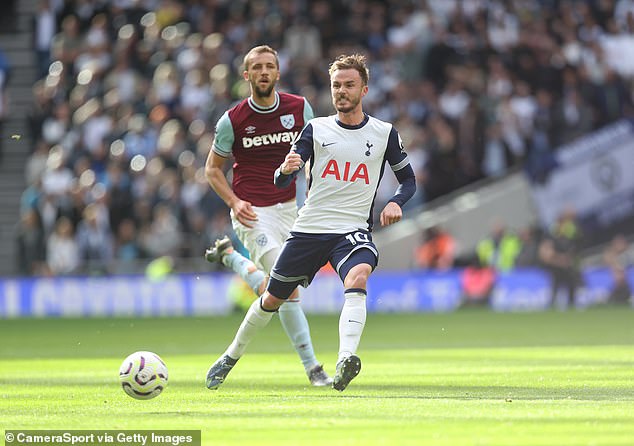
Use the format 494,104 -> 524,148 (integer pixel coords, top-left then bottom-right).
280,114 -> 295,129
321,160 -> 369,184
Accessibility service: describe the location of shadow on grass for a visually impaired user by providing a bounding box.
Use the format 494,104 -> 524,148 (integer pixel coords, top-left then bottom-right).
230,385 -> 634,401
4,377 -> 633,402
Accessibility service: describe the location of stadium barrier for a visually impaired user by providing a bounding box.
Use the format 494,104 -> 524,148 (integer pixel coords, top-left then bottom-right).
0,268 -> 632,318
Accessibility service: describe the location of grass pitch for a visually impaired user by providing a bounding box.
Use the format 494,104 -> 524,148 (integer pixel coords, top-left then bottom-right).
1,308 -> 633,446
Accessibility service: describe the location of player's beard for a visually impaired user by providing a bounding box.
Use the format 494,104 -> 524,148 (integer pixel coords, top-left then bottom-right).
253,80 -> 276,100
333,93 -> 361,113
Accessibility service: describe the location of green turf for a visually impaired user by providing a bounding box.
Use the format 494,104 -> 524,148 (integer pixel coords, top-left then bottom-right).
1,308 -> 634,446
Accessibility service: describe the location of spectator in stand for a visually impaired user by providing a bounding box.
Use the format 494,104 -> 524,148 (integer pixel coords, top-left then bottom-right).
40,101 -> 72,148
603,234 -> 632,305
481,122 -> 515,179
76,203 -> 114,274
40,148 -> 74,211
0,48 -> 10,162
552,89 -> 594,146
140,202 -> 183,258
414,225 -> 456,270
113,217 -> 145,274
525,89 -> 558,184
33,0 -> 57,79
422,114 -> 460,202
25,140 -> 51,187
50,14 -> 82,72
16,209 -> 46,276
103,160 -> 134,232
46,216 -> 80,275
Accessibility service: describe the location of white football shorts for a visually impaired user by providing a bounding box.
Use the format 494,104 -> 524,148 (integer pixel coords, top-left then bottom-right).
230,199 -> 297,272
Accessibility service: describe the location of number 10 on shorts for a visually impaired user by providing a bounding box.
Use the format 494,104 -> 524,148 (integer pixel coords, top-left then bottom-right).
345,232 -> 370,245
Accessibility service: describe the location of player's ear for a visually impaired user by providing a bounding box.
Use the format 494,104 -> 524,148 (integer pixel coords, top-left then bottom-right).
361,85 -> 369,97
242,70 -> 249,81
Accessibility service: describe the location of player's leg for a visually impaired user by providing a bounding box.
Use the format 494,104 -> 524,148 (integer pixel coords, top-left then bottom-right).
255,202 -> 332,385
260,249 -> 332,386
330,235 -> 378,391
339,263 -> 371,362
205,236 -> 266,296
205,204 -> 288,297
206,292 -> 285,390
206,234 -> 326,390
332,261 -> 372,391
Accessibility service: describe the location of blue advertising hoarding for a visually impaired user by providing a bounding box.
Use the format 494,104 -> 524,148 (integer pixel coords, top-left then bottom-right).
1,268 -> 632,318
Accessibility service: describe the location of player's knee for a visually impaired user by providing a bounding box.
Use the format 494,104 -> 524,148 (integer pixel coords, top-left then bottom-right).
261,292 -> 285,311
343,264 -> 372,289
288,287 -> 300,301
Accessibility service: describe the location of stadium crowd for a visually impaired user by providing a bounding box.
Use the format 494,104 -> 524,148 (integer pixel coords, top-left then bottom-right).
16,0 -> 634,276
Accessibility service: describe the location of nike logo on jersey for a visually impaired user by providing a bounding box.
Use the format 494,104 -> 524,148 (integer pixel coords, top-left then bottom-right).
322,141 -> 336,147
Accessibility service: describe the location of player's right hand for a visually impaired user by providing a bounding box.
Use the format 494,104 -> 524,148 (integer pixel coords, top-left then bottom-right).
280,150 -> 303,175
233,199 -> 258,228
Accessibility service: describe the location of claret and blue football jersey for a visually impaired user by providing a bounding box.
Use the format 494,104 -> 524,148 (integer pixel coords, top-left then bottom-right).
213,91 -> 313,207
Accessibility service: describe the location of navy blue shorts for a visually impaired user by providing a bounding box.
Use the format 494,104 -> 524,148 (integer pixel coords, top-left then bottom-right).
267,230 -> 379,299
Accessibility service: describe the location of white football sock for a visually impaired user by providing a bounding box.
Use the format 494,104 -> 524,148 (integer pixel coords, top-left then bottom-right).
225,297 -> 275,359
223,251 -> 266,295
338,289 -> 367,363
278,299 -> 318,371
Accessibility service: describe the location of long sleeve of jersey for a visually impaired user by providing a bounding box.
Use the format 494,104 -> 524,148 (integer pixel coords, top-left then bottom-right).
389,166 -> 416,207
274,123 -> 314,188
385,127 -> 416,207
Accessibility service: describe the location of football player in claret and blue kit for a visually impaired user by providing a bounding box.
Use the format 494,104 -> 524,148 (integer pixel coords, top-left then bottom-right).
204,45 -> 331,387
205,53 -> 416,392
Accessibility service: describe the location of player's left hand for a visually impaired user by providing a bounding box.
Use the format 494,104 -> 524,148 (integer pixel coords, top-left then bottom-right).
280,150 -> 303,175
380,202 -> 402,227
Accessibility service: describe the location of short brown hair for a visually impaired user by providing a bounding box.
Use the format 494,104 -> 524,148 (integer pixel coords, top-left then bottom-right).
328,54 -> 369,85
243,45 -> 279,70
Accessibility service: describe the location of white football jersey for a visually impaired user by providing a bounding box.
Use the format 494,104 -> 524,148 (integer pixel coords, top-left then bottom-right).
290,114 -> 411,234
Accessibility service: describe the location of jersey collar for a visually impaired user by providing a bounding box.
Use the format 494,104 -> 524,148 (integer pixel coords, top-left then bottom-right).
248,91 -> 280,114
335,113 -> 369,129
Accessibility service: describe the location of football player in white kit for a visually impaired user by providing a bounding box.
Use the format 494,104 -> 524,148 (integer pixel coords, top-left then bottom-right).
206,54 -> 416,392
